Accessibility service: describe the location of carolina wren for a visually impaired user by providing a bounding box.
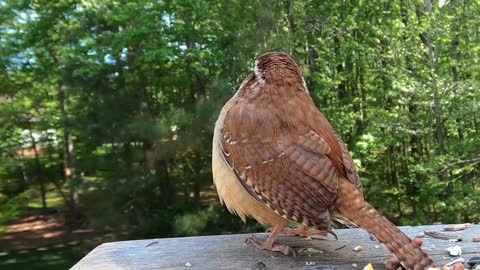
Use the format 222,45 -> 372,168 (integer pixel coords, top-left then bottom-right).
212,52 -> 435,270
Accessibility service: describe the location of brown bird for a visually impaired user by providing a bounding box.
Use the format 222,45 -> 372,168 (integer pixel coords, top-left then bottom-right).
212,52 -> 435,270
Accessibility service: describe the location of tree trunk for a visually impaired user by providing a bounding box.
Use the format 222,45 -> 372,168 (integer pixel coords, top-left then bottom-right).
186,159 -> 201,204
154,159 -> 174,204
334,35 -> 347,101
449,2 -> 465,141
193,175 -> 200,204
28,126 -> 47,210
58,83 -> 80,220
421,0 -> 446,154
355,49 -> 366,137
124,141 -> 133,172
47,46 -> 80,221
285,0 -> 297,56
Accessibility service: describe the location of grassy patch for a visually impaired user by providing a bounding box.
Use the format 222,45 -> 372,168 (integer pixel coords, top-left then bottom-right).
0,243 -> 89,270
27,185 -> 66,209
0,185 -> 67,237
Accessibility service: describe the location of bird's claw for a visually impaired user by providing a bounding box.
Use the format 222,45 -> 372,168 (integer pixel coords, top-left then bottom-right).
327,229 -> 338,240
245,235 -> 296,257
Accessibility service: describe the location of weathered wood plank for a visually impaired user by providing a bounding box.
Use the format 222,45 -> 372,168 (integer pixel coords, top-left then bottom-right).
71,224 -> 480,270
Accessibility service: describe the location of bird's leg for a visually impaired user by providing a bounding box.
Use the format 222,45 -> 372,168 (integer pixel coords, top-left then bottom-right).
246,225 -> 296,256
273,224 -> 338,240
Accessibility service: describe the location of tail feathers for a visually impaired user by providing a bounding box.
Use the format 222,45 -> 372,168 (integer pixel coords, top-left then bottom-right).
336,178 -> 435,270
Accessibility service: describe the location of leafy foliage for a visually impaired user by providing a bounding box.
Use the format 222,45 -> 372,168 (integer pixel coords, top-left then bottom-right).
1,0 -> 479,240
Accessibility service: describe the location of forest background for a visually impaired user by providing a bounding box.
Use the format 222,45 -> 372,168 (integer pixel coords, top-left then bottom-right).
0,0 -> 479,269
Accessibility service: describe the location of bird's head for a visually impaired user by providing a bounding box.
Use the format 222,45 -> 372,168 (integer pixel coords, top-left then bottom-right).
253,52 -> 307,91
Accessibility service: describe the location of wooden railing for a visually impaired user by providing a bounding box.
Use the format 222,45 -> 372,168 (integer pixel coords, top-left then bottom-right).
71,224 -> 479,269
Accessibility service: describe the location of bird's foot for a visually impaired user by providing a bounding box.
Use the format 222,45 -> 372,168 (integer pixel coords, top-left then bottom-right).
245,234 -> 296,256
278,225 -> 338,240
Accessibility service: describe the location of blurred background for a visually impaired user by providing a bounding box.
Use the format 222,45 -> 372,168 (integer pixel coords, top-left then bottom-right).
0,0 -> 479,269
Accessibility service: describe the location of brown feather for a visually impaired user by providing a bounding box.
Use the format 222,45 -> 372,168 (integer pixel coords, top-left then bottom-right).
212,52 -> 435,269
335,177 -> 434,270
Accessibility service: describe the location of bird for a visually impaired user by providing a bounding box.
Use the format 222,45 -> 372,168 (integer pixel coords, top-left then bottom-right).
212,52 -> 435,270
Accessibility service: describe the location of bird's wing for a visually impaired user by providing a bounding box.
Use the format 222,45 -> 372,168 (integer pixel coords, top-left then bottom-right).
332,132 -> 362,192
220,95 -> 342,229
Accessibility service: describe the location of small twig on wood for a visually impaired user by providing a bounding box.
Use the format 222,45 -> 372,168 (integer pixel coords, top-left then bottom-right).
145,241 -> 158,247
424,231 -> 463,241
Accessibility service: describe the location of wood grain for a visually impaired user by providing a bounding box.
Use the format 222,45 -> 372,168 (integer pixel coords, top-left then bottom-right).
71,224 -> 480,270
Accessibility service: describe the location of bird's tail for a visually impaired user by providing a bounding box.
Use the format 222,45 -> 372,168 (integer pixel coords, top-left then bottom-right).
335,177 -> 435,270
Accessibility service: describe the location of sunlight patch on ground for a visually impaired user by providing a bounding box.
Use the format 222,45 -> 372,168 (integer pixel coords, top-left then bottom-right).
7,217 -> 61,233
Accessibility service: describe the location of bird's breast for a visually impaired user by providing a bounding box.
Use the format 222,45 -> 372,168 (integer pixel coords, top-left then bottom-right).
212,104 -> 287,227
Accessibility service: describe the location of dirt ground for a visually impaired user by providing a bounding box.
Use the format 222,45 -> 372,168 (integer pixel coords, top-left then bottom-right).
0,209 -> 108,251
